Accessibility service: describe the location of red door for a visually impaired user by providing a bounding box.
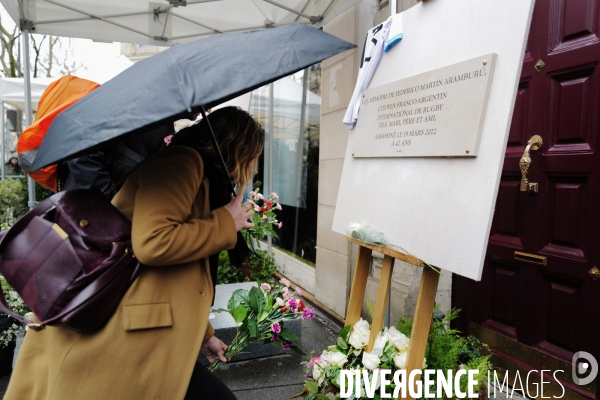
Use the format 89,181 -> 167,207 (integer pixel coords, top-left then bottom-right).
453,0 -> 600,398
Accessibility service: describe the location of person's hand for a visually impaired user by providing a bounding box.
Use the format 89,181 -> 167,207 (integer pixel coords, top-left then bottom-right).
201,335 -> 228,363
223,193 -> 254,232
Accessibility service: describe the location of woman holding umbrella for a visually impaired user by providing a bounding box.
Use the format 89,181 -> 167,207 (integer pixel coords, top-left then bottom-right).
6,106 -> 263,399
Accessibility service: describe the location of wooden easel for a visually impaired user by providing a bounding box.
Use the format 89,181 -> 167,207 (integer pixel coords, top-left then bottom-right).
345,236 -> 440,400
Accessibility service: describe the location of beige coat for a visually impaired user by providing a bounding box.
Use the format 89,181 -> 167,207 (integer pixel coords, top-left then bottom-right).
6,146 -> 237,400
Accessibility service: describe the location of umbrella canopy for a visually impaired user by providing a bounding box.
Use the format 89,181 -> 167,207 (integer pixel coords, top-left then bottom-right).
31,24 -> 353,171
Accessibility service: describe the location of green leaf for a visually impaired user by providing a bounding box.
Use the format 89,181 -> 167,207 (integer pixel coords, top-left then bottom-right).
248,318 -> 258,338
258,294 -> 273,322
305,380 -> 318,394
211,308 -> 228,314
264,292 -> 272,313
249,286 -> 265,314
232,305 -> 248,324
336,336 -> 348,350
338,325 -> 351,342
279,328 -> 299,343
227,289 -> 249,314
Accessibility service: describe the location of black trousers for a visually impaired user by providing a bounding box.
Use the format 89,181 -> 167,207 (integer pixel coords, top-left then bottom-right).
185,362 -> 237,399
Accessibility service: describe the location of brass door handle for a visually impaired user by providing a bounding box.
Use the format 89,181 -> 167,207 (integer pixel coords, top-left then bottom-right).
519,135 -> 543,193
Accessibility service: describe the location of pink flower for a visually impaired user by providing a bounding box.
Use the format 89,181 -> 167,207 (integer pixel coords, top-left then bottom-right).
260,283 -> 271,292
276,203 -> 282,210
302,308 -> 315,320
307,356 -> 322,370
164,135 -> 173,146
284,292 -> 292,300
295,287 -> 303,297
282,342 -> 292,350
279,278 -> 290,287
276,298 -> 285,307
278,222 -> 283,229
250,191 -> 257,198
254,205 -> 261,212
287,298 -> 298,310
262,214 -> 268,220
281,286 -> 289,293
271,322 -> 281,333
271,333 -> 279,342
271,192 -> 279,202
247,200 -> 256,206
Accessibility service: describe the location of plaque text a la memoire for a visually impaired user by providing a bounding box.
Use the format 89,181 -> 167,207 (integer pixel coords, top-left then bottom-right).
352,53 -> 497,158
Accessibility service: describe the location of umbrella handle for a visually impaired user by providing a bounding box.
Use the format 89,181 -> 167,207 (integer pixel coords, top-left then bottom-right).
200,107 -> 237,197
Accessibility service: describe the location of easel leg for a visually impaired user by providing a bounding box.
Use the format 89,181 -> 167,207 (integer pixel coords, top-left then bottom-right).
368,255 -> 394,351
404,266 -> 440,400
345,246 -> 373,327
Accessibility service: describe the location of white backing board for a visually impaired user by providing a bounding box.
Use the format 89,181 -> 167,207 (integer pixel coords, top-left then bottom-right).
332,0 -> 535,281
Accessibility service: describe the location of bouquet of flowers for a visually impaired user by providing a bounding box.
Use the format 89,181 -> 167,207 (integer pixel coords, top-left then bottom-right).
209,277 -> 315,372
303,307 -> 493,399
242,190 -> 282,248
302,318 -> 422,399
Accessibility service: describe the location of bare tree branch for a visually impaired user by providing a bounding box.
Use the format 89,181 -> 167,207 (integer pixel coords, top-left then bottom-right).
1,14 -> 81,79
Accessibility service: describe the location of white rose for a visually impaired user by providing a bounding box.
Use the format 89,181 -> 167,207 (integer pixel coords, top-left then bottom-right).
348,318 -> 371,349
387,326 -> 410,352
393,352 -> 407,369
313,363 -> 322,381
313,363 -> 325,385
321,350 -> 348,367
371,329 -> 390,357
362,351 -> 380,370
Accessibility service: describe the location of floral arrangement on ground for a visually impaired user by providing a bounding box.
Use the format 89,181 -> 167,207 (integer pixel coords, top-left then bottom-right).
209,277 -> 315,372
302,305 -> 493,399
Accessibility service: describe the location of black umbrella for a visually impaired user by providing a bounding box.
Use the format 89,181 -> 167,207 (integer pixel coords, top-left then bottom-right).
30,24 -> 354,171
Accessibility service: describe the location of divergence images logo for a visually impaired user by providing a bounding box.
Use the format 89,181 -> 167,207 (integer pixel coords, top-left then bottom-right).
572,351 -> 598,386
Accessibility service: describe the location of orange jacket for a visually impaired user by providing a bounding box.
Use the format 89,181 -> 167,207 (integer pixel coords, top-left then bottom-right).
18,75 -> 99,191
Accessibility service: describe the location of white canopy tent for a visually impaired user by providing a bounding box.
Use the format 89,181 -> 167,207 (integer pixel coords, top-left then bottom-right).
1,0 -> 359,46
0,77 -> 51,179
0,77 -> 50,110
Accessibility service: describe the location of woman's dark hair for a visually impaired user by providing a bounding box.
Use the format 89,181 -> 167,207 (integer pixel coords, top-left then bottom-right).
172,106 -> 264,190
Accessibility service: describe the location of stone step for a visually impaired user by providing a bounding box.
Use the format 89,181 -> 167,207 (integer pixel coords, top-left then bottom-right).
198,282 -> 302,365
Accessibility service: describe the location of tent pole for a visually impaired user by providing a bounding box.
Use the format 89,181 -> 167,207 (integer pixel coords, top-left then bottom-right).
21,0 -> 36,209
1,103 -> 4,180
267,82 -> 274,257
292,68 -> 309,255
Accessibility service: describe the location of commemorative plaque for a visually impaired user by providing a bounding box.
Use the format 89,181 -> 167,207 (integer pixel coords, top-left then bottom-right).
352,53 -> 496,158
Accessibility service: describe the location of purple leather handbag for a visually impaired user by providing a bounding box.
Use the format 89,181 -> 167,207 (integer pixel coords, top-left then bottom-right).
0,189 -> 140,332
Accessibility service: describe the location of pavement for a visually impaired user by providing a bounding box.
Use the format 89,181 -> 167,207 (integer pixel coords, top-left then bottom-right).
0,299 -> 343,399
